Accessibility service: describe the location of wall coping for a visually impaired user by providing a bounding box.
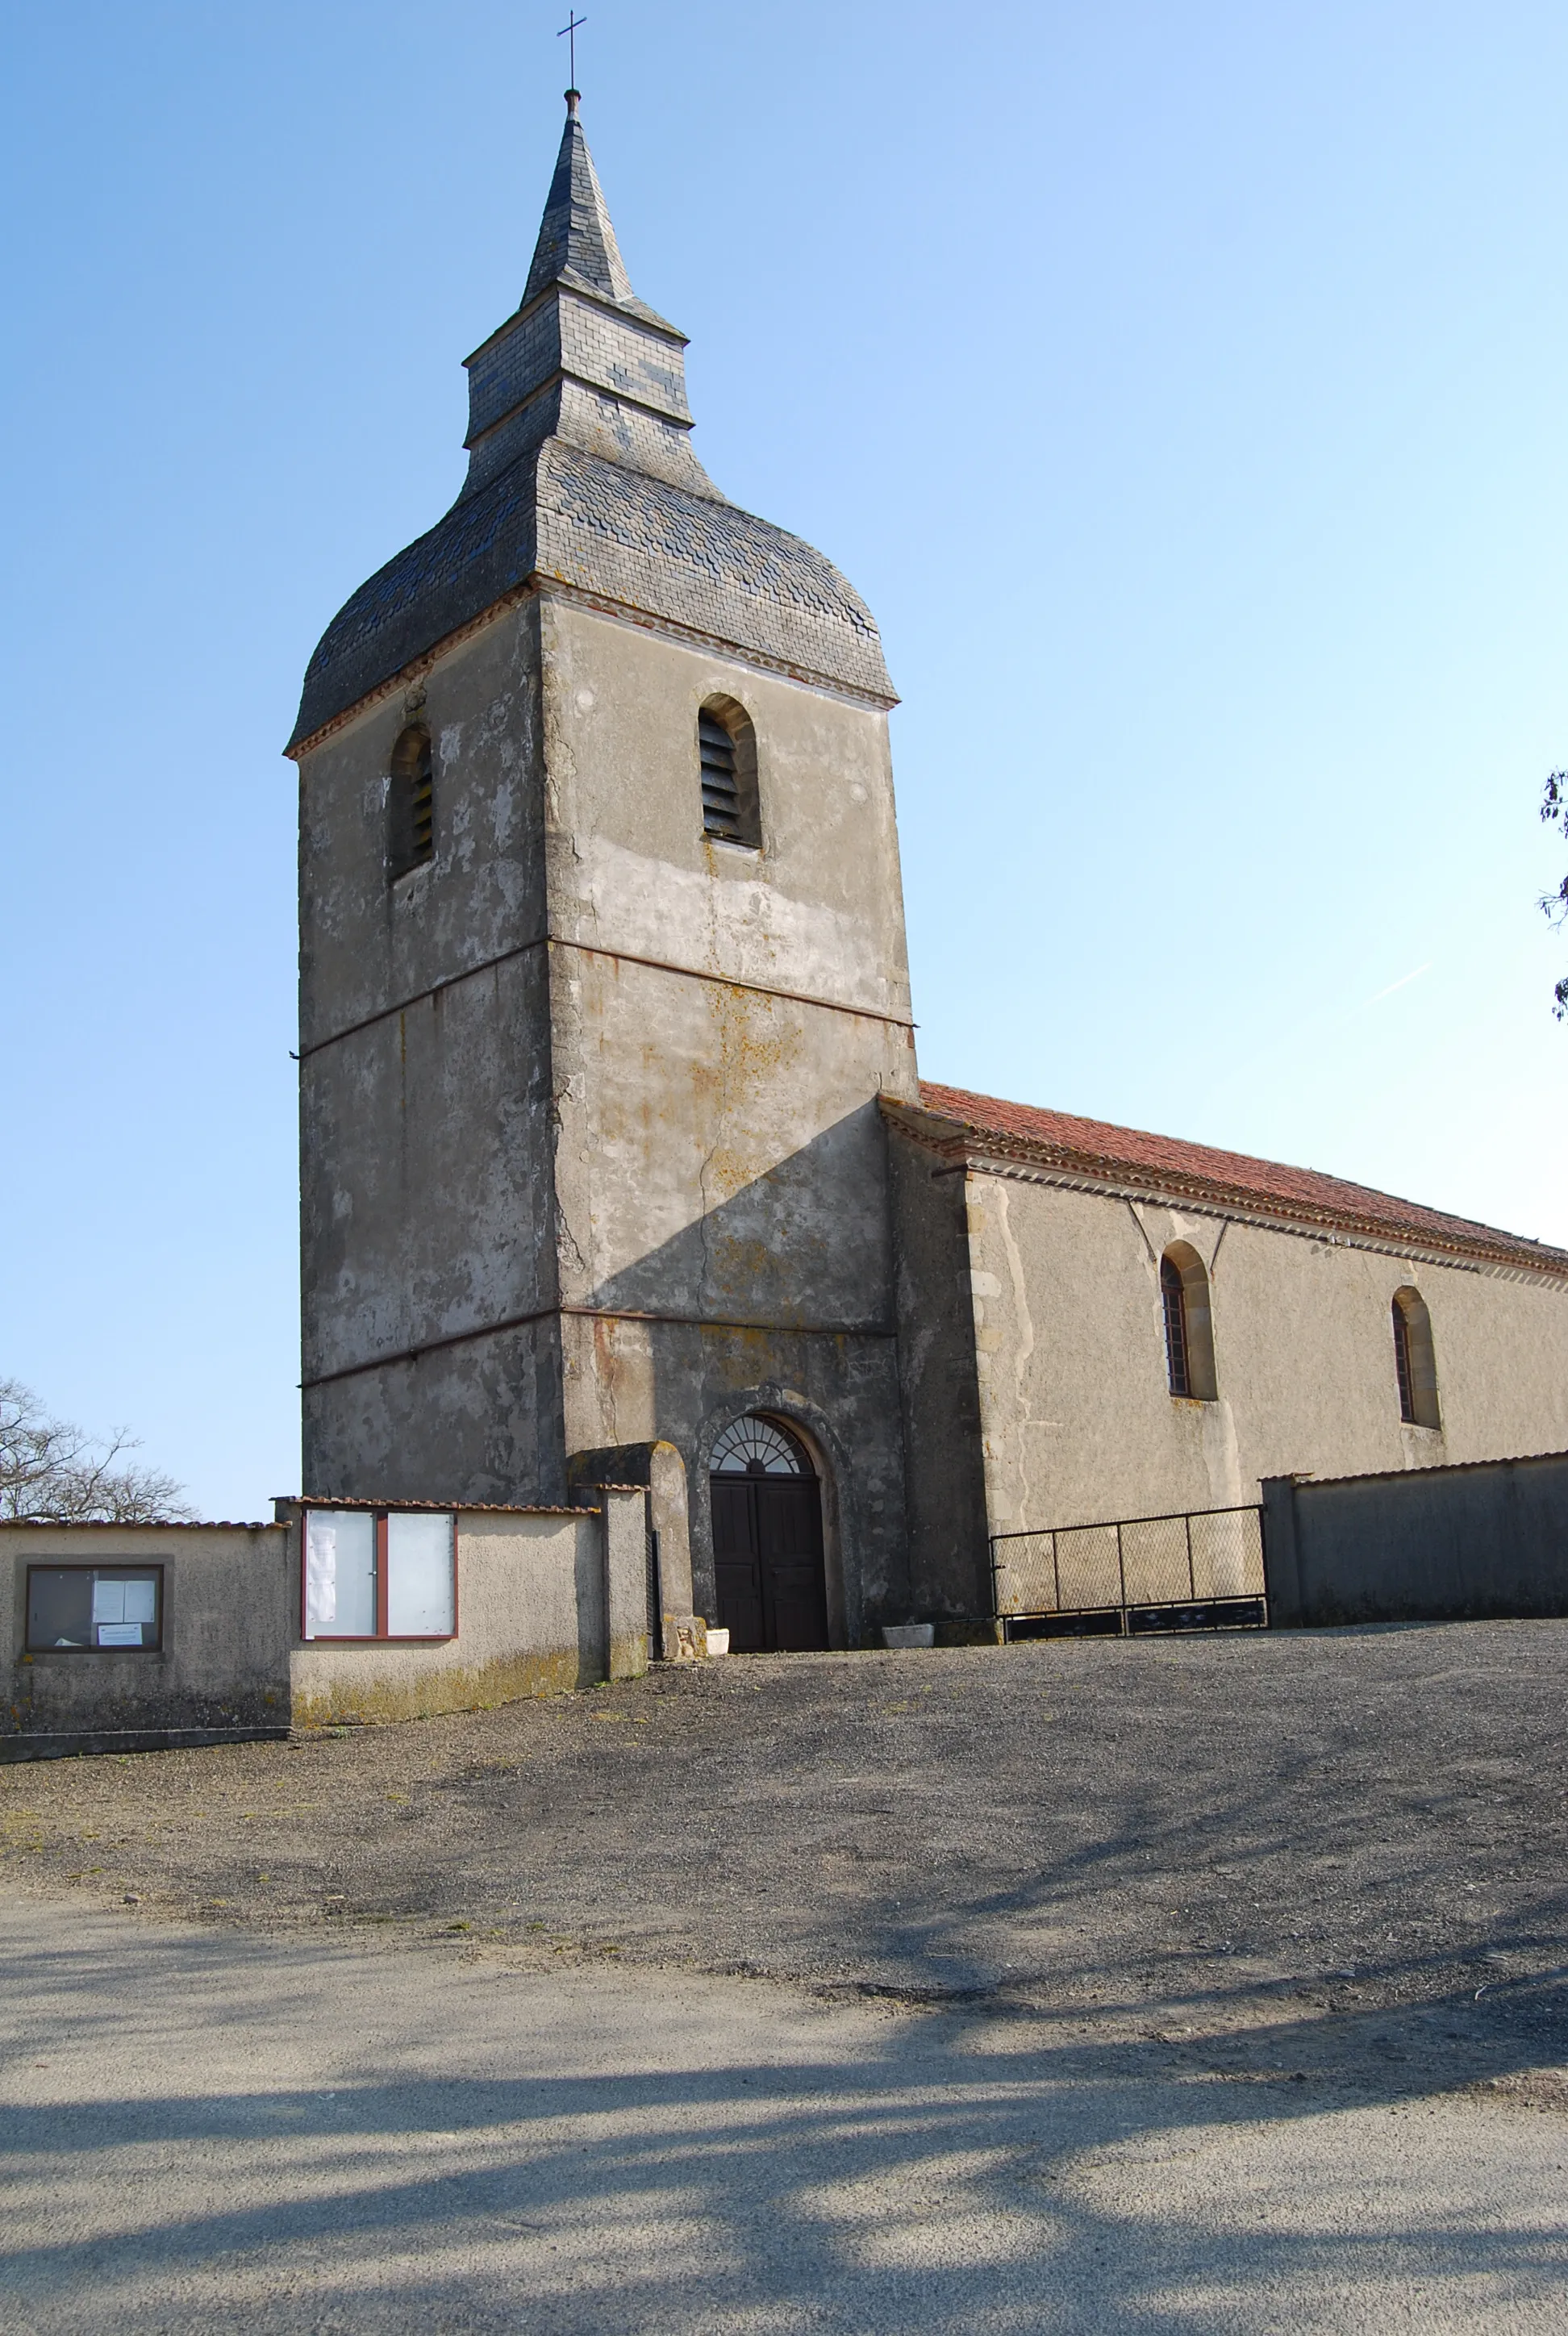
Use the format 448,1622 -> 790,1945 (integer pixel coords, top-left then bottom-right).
1264,1445 -> 1568,1495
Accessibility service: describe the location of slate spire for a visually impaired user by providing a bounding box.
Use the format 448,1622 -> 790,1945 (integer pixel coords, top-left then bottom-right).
286,89 -> 896,752
522,90 -> 642,316
454,86 -> 700,507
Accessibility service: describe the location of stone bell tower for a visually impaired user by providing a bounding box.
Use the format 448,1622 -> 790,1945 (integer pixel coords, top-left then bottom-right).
287,92 -> 919,1641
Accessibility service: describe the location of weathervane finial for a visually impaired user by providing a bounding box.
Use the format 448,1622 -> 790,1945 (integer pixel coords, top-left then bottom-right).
557,10 -> 586,96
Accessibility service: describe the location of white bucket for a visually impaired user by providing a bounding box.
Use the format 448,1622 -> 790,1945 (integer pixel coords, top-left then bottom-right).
705,1627 -> 731,1656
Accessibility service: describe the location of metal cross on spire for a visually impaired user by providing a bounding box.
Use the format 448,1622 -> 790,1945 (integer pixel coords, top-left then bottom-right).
557,10 -> 586,90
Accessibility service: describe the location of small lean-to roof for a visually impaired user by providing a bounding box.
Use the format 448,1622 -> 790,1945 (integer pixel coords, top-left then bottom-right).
273,1495 -> 593,1517
0,1517 -> 279,1533
1291,1445 -> 1568,1490
889,1081 -> 1568,1281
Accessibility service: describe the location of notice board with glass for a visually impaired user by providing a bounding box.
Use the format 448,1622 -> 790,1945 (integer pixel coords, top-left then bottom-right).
27,1566 -> 163,1651
302,1509 -> 456,1641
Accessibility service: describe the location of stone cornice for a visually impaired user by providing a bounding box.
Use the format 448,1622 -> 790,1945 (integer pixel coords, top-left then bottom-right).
881,1099 -> 1568,1290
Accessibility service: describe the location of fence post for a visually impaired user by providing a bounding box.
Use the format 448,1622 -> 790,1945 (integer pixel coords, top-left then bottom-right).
1185,1512 -> 1195,1600
1257,1483 -> 1303,1626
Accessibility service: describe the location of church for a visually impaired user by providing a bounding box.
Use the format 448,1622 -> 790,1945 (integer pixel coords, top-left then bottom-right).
286,94 -> 1568,1653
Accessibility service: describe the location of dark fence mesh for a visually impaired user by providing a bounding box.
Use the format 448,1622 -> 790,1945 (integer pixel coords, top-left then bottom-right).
1190,1507 -> 1262,1600
1120,1515 -> 1192,1606
993,1506 -> 1264,1619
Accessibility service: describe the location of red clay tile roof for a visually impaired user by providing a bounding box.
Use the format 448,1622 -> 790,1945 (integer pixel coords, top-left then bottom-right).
0,1519 -> 281,1533
272,1496 -> 594,1517
899,1082 -> 1568,1279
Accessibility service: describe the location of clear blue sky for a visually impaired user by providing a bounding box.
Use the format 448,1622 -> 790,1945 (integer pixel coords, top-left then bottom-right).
4,2 -> 1565,1517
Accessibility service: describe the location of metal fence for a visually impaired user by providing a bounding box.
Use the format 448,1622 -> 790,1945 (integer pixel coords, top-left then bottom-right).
990,1504 -> 1266,1636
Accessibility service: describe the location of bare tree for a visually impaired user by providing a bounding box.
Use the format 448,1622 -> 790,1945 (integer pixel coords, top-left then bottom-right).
1544,771 -> 1568,1021
0,1379 -> 193,1523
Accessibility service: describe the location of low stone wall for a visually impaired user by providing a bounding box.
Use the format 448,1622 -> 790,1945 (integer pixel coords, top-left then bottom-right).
2,1522 -> 292,1755
1261,1449 -> 1568,1627
2,1487 -> 652,1757
284,1498 -> 644,1728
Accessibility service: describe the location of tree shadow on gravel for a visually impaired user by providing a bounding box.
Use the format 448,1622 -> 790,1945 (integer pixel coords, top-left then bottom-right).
2,1917 -> 1566,2334
8,1628 -> 1568,2033
370,1630 -> 1568,2031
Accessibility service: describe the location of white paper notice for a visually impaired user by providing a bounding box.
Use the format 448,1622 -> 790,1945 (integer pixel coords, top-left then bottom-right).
304,1511 -> 376,1638
97,1622 -> 143,1648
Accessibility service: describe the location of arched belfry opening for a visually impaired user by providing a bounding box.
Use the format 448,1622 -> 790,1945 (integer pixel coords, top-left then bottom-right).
387,724 -> 434,881
697,695 -> 760,847
710,1416 -> 828,1653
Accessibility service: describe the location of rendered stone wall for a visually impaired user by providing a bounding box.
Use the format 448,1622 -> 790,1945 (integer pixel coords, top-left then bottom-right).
886,1126 -> 991,1621
1262,1450 -> 1568,1625
538,599 -> 912,1016
286,1502 -> 636,1727
2,1523 -> 290,1750
540,598 -> 920,1641
937,1169 -> 1568,1543
298,603 -> 565,1504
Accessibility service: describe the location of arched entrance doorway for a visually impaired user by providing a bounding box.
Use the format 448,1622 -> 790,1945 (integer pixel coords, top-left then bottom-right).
710,1416 -> 828,1653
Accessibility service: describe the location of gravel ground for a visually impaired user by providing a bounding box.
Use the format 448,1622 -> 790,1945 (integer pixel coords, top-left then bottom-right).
5,1624 -> 1568,2330
4,1621 -> 1566,2040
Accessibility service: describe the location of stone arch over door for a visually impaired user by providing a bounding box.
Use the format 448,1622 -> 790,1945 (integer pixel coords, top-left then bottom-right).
692,1390 -> 856,1648
709,1415 -> 828,1653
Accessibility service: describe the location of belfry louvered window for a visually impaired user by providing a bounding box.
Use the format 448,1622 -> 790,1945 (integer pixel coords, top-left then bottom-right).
699,710 -> 741,839
697,699 -> 761,848
389,725 -> 435,882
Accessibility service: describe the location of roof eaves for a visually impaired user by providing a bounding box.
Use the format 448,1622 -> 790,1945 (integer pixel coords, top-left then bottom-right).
881,1097 -> 1568,1284
0,1517 -> 280,1533
271,1495 -> 592,1518
1289,1445 -> 1568,1491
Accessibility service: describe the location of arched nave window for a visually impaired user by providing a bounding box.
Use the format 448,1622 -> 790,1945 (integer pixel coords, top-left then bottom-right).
1161,1244 -> 1217,1401
1392,1287 -> 1441,1429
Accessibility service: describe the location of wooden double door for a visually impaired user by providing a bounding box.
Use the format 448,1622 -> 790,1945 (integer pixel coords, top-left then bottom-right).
711,1471 -> 829,1652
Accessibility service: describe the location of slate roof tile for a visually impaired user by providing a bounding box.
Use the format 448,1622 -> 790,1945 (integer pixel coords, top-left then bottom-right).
287,95 -> 894,752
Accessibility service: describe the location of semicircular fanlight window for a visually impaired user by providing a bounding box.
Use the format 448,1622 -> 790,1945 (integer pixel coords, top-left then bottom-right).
710,1416 -> 807,1476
